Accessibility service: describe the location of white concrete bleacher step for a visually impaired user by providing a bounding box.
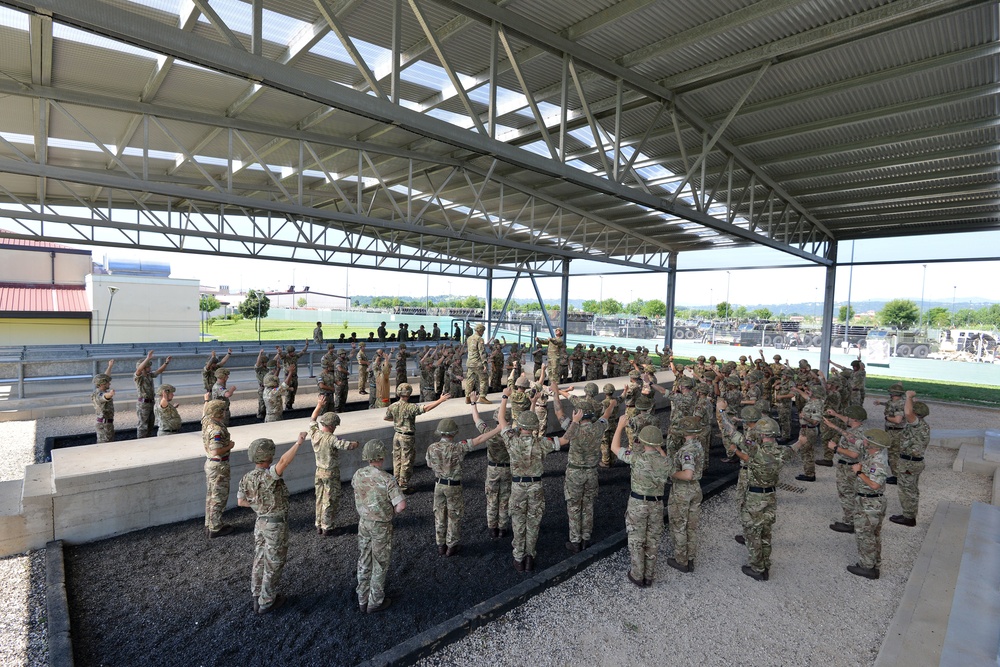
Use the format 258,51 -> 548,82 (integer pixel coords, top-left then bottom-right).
874,501 -> 969,667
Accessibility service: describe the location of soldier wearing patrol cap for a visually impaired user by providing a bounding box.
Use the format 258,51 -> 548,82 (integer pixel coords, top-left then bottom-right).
155,383 -> 181,436
612,420 -> 671,587
667,415 -> 706,573
308,395 -> 359,536
425,403 -> 502,555
891,392 -> 930,527
847,429 -> 891,579
825,405 -> 869,533
352,439 -> 406,613
384,382 -> 451,493
238,431 -> 306,614
91,360 -> 116,443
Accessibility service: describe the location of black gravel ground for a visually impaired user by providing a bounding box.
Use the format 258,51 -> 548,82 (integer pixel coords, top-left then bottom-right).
63,410 -> 741,667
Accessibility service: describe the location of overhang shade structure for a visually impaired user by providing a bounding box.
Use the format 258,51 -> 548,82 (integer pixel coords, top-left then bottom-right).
0,0 -> 995,279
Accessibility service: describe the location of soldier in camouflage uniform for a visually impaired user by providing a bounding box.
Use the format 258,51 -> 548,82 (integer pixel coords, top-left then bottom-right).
262,374 -> 288,422
356,342 -> 369,394
367,350 -> 380,409
202,399 -> 235,537
395,343 -> 411,387
552,382 -> 614,552
535,328 -> 565,385
317,360 -> 337,415
874,383 -> 906,484
845,429 -> 891,579
663,377 -> 696,462
384,383 -> 451,493
817,373 -> 844,467
792,384 -> 825,482
772,369 -> 794,441
254,350 -> 269,419
472,399 -> 513,538
529,376 -> 551,439
334,350 -> 350,412
134,350 -> 171,439
489,341 -> 505,392
627,393 -> 658,451
237,433 -> 305,614
279,341 -> 309,410
425,405 -> 501,555
352,439 -> 406,614
665,415 -> 705,573
309,396 -> 359,536
570,344 -> 585,382
890,392 -> 930,527
694,382 -> 715,466
509,374 -> 531,422
600,383 -> 621,467
418,347 -> 439,402
724,415 -> 802,580
612,418 -> 671,587
724,406 -> 762,526
91,360 -> 116,443
824,405 -> 869,533
465,324 -> 491,403
202,349 -> 231,393
498,388 -> 573,572
211,368 -> 236,426
154,383 -> 181,436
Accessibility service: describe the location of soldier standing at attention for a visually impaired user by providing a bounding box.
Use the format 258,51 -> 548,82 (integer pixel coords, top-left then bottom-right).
92,360 -> 116,443
837,429 -> 891,579
202,349 -> 232,393
237,432 -> 306,614
890,392 -> 930,527
472,397 -> 513,539
309,396 -> 359,536
377,322 -> 388,342
431,323 -> 440,341
211,368 -> 236,426
723,413 -> 802,581
666,416 -> 705,573
279,341 -> 310,410
312,321 -> 324,345
498,387 -> 574,573
384,383 -> 451,493
425,401 -> 502,556
824,405 -> 870,533
611,419 -> 671,587
133,350 -> 171,439
353,439 -> 406,614
552,381 -> 615,553
202,399 -> 235,538
873,383 -> 906,485
465,323 -> 491,403
154,383 -> 181,436
356,342 -> 369,394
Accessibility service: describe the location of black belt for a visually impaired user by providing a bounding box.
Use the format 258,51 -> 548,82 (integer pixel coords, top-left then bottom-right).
96,418 -> 113,424
630,491 -> 663,502
436,478 -> 461,486
886,426 -> 904,430
488,461 -> 511,467
900,454 -> 924,462
258,516 -> 285,524
748,486 -> 776,494
512,476 -> 542,483
567,463 -> 597,470
857,492 -> 883,497
395,430 -> 415,436
801,422 -> 819,428
838,460 -> 856,465
137,397 -> 153,404
208,456 -> 230,462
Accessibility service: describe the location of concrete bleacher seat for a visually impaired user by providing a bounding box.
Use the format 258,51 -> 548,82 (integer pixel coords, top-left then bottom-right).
875,501 -> 1000,667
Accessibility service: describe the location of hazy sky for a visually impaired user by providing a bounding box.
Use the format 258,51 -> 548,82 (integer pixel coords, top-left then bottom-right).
62,229 -> 999,310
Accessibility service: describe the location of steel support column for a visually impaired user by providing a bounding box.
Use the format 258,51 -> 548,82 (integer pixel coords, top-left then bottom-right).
485,268 -> 493,340
559,259 -> 570,335
664,252 -> 677,354
818,242 -> 838,374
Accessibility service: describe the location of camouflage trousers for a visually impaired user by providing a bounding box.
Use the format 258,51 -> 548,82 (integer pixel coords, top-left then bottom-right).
854,495 -> 886,569
546,365 -> 559,386
896,458 -> 925,519
664,428 -> 684,468
735,465 -> 748,515
625,497 -> 664,582
820,427 -> 837,462
368,373 -> 377,409
564,467 -> 598,543
392,432 -> 416,490
485,464 -> 512,530
465,366 -> 487,396
774,402 -> 792,440
740,490 -> 776,573
204,459 -> 230,531
798,424 -> 819,476
849,390 -> 863,408
835,461 -> 859,524
600,430 -> 617,466
623,406 -> 637,445
533,405 -> 548,439
433,482 -> 464,547
420,384 -> 436,402
357,518 -> 393,608
264,411 -> 283,423
284,377 -> 298,410
509,480 -> 544,561
489,368 -> 504,393
136,401 -> 155,439
887,428 -> 904,477
667,479 -> 702,566
319,392 -> 337,416
357,365 -> 368,392
338,387 -> 348,412
571,363 -> 583,382
96,421 -> 115,443
257,387 -> 266,419
314,467 -> 341,530
700,427 -> 712,469
396,368 -> 408,387
251,516 -> 289,610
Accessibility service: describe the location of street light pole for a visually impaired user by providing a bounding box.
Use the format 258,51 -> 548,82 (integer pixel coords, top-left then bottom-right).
725,272 -> 731,324
101,286 -> 119,344
920,264 -> 927,334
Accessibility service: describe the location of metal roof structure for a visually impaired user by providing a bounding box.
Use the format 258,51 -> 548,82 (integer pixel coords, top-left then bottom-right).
0,0 -> 995,280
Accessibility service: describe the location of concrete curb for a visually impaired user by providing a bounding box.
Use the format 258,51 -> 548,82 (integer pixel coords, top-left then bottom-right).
358,469 -> 740,667
46,540 -> 74,667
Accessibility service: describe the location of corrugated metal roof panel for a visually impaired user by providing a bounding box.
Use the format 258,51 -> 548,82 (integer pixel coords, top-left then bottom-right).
0,285 -> 91,313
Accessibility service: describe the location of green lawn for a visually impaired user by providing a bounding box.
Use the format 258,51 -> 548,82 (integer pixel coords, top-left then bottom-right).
203,319 -> 355,342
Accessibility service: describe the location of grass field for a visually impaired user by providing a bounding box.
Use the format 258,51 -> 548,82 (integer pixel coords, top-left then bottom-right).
203,319 -> 356,342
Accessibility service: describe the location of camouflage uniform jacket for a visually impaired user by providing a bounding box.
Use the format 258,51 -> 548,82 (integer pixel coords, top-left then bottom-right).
309,421 -> 353,470
201,418 -> 231,456
426,438 -> 475,481
902,419 -> 930,458
254,363 -> 268,388
500,427 -> 560,477
154,400 -> 181,432
618,448 -> 671,496
92,389 -> 114,420
627,411 -> 658,441
837,425 -> 867,463
668,392 -> 696,425
201,366 -> 215,392
602,395 -> 621,431
856,449 -> 889,492
799,397 -> 824,426
621,381 -> 641,407
386,401 -> 424,434
133,371 -> 154,400
478,419 -> 510,464
466,333 -> 486,368
675,438 -> 704,479
419,360 -> 436,393
318,371 -> 336,398
744,439 -> 794,488
357,348 -> 369,367
238,465 -> 289,518
509,389 -> 531,417
560,417 -> 604,468
352,465 -> 403,522
395,350 -> 410,372
884,396 -> 906,430
211,382 -> 230,408
538,335 -> 564,368
334,362 -> 349,390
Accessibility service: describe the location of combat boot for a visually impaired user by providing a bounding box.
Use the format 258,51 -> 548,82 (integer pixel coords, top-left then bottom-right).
847,564 -> 879,579
478,395 -> 492,404
524,555 -> 535,572
890,514 -> 916,527
829,522 -> 854,533
565,541 -> 582,554
741,565 -> 768,581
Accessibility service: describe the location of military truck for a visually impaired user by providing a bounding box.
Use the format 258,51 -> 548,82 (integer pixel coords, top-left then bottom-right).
865,328 -> 937,358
